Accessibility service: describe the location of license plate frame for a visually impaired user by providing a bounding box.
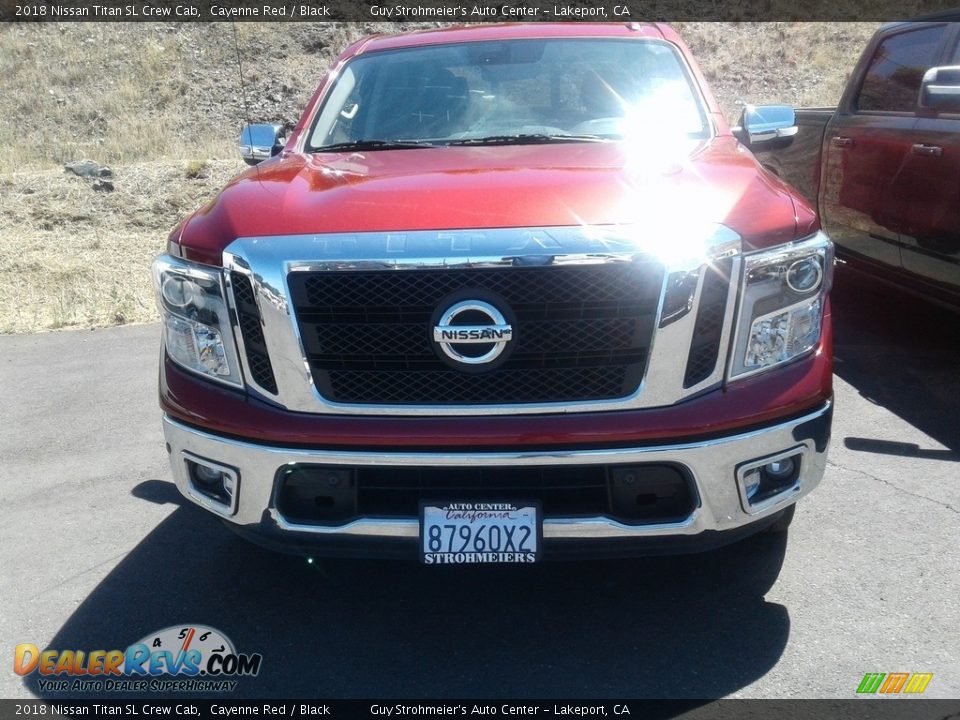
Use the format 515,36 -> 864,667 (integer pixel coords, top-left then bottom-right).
419,500 -> 542,565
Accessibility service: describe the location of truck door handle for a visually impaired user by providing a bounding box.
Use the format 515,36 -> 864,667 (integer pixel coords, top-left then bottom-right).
831,136 -> 854,148
912,143 -> 943,157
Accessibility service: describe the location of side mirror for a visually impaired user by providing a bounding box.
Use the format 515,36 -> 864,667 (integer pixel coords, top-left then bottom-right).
239,124 -> 286,165
920,66 -> 960,113
735,105 -> 798,147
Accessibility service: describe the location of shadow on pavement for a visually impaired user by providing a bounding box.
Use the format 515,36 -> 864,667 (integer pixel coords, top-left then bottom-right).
831,265 -> 960,454
26,479 -> 790,700
842,437 -> 958,461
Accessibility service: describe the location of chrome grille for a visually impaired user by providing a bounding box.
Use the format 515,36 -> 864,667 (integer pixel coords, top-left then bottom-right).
287,263 -> 663,405
222,227 -> 742,416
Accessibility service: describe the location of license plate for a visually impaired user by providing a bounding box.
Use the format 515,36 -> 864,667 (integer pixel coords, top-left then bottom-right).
419,501 -> 541,564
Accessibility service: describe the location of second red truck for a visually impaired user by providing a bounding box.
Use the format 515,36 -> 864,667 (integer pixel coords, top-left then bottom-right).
754,18 -> 960,308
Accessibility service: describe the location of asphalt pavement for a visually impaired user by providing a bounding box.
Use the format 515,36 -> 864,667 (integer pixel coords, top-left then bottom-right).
1,267 -> 958,700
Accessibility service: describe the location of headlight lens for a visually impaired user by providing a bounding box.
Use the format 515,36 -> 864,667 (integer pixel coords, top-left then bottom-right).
153,255 -> 243,388
729,232 -> 833,379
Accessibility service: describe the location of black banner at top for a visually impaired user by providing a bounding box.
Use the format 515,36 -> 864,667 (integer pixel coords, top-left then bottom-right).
2,0 -> 960,22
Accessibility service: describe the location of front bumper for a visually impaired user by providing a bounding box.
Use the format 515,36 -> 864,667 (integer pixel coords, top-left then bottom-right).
161,400 -> 831,559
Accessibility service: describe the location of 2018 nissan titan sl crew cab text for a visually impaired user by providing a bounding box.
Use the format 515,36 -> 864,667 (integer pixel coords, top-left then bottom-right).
154,23 -> 834,564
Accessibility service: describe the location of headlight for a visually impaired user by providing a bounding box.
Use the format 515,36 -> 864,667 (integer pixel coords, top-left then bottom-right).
152,255 -> 243,388
728,231 -> 833,380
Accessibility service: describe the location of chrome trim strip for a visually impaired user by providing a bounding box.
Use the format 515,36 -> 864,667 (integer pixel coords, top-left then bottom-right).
222,224 -> 742,416
270,511 -> 700,539
162,400 -> 831,540
167,404 -> 826,466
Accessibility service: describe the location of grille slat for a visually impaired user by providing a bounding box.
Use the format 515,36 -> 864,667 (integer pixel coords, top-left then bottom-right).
299,265 -> 656,307
683,259 -> 732,388
230,272 -> 279,395
303,316 -> 643,359
288,264 -> 662,405
325,366 -> 634,404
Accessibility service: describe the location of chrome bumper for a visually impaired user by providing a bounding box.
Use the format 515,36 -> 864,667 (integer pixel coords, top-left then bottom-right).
161,400 -> 831,554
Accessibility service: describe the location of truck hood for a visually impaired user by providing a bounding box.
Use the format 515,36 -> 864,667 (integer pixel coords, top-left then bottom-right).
178,136 -> 812,265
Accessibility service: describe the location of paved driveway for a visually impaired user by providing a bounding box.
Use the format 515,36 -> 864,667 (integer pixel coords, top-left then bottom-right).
1,268 -> 957,699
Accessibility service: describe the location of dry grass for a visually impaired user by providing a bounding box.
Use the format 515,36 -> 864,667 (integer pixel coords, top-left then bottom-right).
1,25 -> 228,171
677,22 -> 878,122
0,21 -> 882,334
184,159 -> 210,179
0,160 -> 240,333
0,22 -> 431,174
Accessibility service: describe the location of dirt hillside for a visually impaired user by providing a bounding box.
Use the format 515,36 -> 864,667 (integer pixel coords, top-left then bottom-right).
0,21 -> 879,333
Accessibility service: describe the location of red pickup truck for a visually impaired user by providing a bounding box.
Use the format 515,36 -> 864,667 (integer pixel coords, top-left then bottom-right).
154,23 -> 834,563
751,19 -> 960,308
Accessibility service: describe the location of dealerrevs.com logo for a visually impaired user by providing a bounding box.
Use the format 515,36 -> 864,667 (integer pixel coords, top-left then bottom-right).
14,625 -> 262,693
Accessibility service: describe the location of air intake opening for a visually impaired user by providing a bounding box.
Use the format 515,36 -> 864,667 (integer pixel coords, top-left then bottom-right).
274,463 -> 696,526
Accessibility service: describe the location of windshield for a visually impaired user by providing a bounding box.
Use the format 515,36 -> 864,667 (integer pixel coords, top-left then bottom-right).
307,38 -> 710,150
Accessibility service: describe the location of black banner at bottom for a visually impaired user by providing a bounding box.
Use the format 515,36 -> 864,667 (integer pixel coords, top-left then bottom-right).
2,0 -> 960,22
3,699 -> 960,720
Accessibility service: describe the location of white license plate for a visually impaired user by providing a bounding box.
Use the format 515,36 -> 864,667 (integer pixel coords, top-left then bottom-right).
419,501 -> 541,564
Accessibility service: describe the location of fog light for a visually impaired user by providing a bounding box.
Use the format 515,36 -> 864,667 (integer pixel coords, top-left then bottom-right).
184,454 -> 239,514
764,457 -> 796,480
193,463 -> 223,486
739,451 -> 802,511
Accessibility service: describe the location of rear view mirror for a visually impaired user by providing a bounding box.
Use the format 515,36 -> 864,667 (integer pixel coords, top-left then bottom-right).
920,66 -> 960,113
239,124 -> 286,165
736,105 -> 798,146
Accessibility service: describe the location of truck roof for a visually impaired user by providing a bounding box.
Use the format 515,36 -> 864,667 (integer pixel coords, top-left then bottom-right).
348,22 -> 670,57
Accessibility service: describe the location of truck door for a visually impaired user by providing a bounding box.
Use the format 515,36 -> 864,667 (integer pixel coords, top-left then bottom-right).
898,26 -> 960,299
820,23 -> 950,272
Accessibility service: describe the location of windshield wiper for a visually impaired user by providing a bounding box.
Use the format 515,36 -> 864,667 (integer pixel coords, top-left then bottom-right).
445,133 -> 610,146
311,139 -> 437,152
